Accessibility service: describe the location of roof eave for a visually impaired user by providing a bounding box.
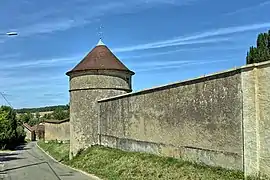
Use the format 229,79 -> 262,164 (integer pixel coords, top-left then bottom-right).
66,69 -> 135,76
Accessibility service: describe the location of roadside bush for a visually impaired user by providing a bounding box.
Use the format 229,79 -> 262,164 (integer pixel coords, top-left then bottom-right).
0,106 -> 26,149
16,126 -> 26,143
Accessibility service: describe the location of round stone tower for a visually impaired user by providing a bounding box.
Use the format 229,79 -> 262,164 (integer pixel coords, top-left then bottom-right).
66,39 -> 134,158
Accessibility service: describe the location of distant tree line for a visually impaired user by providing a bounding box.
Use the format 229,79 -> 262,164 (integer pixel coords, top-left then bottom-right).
246,30 -> 270,64
18,112 -> 39,126
43,107 -> 69,120
18,106 -> 69,126
0,106 -> 26,149
15,104 -> 69,114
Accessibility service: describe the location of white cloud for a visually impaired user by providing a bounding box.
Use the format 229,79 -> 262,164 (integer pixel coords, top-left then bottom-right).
224,1 -> 270,16
113,38 -> 230,52
0,55 -> 81,69
0,53 -> 21,59
0,76 -> 66,95
129,60 -> 193,68
113,22 -> 270,53
120,45 -> 245,60
14,0 -> 197,36
151,22 -> 270,44
11,83 -> 67,91
19,19 -> 90,36
137,59 -> 230,72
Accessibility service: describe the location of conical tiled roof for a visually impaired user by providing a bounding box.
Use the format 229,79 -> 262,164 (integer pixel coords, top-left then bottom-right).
66,40 -> 134,76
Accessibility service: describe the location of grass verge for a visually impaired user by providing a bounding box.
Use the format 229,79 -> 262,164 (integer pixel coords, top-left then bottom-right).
38,140 -> 69,162
37,141 -> 264,180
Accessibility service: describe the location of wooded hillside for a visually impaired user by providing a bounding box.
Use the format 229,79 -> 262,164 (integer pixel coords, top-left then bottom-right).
16,104 -> 69,113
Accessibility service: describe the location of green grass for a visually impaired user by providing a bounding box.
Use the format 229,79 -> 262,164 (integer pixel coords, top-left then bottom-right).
38,140 -> 69,162
68,146 -> 246,180
37,141 -> 267,180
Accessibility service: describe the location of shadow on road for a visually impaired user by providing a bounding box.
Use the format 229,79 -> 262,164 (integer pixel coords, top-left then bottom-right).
1,161 -> 62,180
14,143 -> 31,150
1,161 -> 46,172
0,143 -> 29,162
0,153 -> 19,157
0,157 -> 25,162
1,142 -> 30,151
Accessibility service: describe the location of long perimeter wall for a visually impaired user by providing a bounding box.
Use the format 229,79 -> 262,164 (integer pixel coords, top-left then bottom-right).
97,61 -> 270,177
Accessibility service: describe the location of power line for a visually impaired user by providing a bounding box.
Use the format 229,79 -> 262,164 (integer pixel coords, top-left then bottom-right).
0,92 -> 13,108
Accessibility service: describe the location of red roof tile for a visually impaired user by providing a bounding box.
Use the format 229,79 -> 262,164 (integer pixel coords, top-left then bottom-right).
66,43 -> 134,76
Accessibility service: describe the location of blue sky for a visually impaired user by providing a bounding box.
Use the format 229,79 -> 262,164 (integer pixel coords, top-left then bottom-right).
0,0 -> 270,108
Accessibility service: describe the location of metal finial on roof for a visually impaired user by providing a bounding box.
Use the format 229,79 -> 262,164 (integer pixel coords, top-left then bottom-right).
97,38 -> 105,46
96,24 -> 105,46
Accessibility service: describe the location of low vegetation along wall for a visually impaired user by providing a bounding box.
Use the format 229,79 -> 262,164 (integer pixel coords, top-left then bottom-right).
98,61 -> 270,177
44,119 -> 70,143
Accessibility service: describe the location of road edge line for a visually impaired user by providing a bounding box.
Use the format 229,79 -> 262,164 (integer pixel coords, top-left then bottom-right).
36,143 -> 101,180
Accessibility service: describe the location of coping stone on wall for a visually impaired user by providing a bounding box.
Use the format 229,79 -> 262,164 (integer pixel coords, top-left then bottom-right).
43,118 -> 70,124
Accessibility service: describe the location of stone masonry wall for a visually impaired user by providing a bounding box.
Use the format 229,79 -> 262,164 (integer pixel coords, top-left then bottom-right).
70,89 -> 127,156
257,63 -> 270,177
97,61 -> 270,177
44,121 -> 70,143
98,69 -> 244,170
69,70 -> 132,158
242,62 -> 270,177
24,127 -> 33,141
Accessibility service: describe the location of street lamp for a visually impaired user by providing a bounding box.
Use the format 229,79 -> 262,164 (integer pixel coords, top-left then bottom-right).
6,32 -> 18,36
0,31 -> 18,36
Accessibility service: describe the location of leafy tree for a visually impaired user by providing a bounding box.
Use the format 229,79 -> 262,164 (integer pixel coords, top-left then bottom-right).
17,112 -> 42,126
16,104 -> 69,113
16,104 -> 70,123
0,109 -> 10,149
19,112 -> 33,123
16,126 -> 26,143
51,107 -> 69,120
44,113 -> 52,119
35,112 -> 40,119
0,106 -> 25,149
246,30 -> 270,64
28,118 -> 40,126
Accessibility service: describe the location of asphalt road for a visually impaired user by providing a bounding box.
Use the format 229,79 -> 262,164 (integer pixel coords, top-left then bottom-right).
0,142 -> 93,180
